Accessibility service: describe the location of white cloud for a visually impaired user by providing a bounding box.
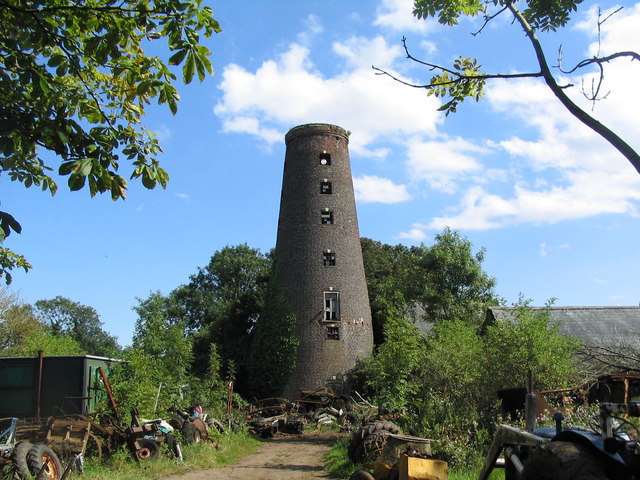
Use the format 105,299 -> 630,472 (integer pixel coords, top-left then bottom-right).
354,175 -> 411,203
213,1 -> 640,238
175,193 -> 189,200
426,170 -> 640,230
406,137 -> 487,192
297,14 -> 323,46
373,0 -> 435,33
539,242 -> 548,257
396,224 -> 428,241
153,124 -> 172,141
214,37 -> 442,156
540,241 -> 570,258
433,6 -> 640,233
333,36 -> 402,70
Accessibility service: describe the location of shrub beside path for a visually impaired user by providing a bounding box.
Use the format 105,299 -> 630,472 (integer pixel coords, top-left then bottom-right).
163,430 -> 341,480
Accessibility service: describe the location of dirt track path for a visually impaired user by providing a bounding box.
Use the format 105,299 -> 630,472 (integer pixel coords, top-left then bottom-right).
169,431 -> 341,479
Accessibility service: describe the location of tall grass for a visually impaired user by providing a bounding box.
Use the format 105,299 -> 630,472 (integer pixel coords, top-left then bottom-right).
324,437 -> 362,480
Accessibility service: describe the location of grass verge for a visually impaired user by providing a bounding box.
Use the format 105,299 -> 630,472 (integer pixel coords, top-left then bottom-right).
324,436 -> 362,480
72,431 -> 262,480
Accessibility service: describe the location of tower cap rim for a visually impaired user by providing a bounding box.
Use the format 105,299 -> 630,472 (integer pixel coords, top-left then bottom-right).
285,123 -> 349,144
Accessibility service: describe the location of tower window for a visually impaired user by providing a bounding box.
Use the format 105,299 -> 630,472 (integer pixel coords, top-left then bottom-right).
321,211 -> 333,224
327,326 -> 340,340
323,251 -> 336,266
319,153 -> 331,165
320,181 -> 332,194
324,292 -> 340,321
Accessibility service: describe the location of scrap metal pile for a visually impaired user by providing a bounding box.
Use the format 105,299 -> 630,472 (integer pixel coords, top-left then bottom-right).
246,390 -> 378,437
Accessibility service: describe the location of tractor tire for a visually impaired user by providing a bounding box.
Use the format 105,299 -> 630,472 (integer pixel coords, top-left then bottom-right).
520,441 -> 610,480
135,438 -> 160,461
27,444 -> 62,480
347,420 -> 401,463
349,469 -> 375,480
182,422 -> 202,445
12,442 -> 34,480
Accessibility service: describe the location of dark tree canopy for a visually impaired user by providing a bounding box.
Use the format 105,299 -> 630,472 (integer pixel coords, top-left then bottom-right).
0,0 -> 221,283
164,244 -> 272,394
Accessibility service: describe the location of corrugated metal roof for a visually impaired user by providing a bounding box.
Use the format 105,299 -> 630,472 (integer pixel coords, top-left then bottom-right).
486,306 -> 640,345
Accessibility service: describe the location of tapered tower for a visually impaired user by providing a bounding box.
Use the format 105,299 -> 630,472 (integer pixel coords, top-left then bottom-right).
274,123 -> 374,398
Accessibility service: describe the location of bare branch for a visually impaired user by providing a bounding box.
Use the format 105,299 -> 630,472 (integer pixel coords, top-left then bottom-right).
505,0 -> 640,174
472,5 -> 509,37
372,64 -> 542,90
561,51 -> 640,74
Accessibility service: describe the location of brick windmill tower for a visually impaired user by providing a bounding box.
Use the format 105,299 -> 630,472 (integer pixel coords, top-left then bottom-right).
274,123 -> 374,398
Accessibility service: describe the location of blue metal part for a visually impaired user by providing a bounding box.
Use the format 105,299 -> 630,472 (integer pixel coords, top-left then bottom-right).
554,429 -> 626,466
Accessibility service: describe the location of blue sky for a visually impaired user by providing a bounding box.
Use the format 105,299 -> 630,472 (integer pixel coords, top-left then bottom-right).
4,0 -> 640,346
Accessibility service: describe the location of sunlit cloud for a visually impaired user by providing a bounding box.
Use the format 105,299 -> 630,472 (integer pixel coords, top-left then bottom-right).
214,37 -> 441,157
396,224 -> 428,241
354,175 -> 412,203
373,0 -> 435,33
406,137 -> 487,192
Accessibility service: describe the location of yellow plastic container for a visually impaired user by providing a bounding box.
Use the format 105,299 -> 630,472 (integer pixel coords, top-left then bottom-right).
398,455 -> 448,480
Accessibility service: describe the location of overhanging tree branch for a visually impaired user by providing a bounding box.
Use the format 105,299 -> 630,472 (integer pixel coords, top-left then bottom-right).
390,0 -> 640,174
505,0 -> 640,174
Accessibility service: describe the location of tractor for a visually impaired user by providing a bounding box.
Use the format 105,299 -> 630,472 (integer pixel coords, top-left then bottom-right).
478,399 -> 640,479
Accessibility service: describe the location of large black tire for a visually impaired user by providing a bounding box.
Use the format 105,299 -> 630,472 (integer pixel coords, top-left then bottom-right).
182,422 -> 202,445
348,421 -> 402,463
12,442 -> 34,480
27,444 -> 62,480
135,438 -> 160,461
520,441 -> 610,480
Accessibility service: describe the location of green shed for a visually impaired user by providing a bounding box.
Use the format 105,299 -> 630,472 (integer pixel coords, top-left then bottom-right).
0,354 -> 120,418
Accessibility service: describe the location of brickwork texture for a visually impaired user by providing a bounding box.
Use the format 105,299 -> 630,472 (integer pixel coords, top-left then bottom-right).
274,123 -> 374,399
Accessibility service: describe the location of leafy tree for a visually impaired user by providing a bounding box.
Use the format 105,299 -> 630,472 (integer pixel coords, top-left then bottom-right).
171,244 -> 272,394
409,227 -> 498,325
361,238 -> 414,343
0,287 -> 42,350
375,0 -> 640,174
0,288 -> 84,356
34,296 -> 120,356
483,298 -> 582,393
107,348 -> 161,419
1,330 -> 84,357
355,297 -> 581,467
0,0 -> 221,283
355,297 -> 426,414
132,291 -> 192,384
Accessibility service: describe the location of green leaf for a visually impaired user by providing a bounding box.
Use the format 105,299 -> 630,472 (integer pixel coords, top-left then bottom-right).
184,51 -> 196,84
68,174 -> 86,192
169,48 -> 188,66
0,211 -> 22,236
